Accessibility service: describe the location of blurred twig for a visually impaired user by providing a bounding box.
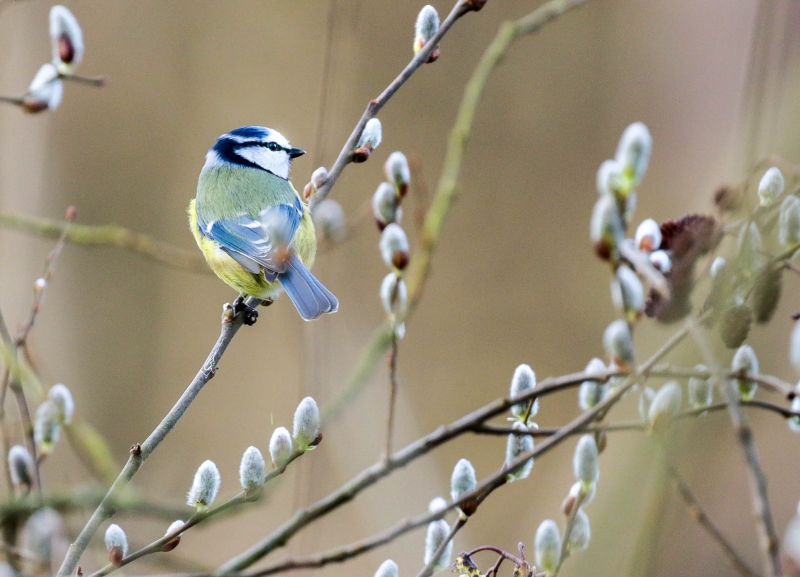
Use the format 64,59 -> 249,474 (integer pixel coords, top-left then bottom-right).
324,0 -> 591,424
0,211 -> 210,275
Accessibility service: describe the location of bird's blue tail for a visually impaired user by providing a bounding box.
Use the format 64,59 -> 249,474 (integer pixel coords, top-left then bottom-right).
278,255 -> 339,321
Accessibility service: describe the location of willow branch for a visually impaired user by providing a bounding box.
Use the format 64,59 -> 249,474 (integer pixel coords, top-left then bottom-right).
324,0 -> 591,424
0,212 -> 210,275
55,297 -> 261,577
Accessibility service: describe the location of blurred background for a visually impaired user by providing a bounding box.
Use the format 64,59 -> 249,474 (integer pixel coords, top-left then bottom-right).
1,1 -> 800,576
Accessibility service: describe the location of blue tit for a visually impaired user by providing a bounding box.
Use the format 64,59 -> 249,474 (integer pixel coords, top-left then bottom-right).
189,126 -> 338,321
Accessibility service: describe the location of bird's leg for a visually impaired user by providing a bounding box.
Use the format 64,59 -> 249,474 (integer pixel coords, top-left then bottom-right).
232,295 -> 259,326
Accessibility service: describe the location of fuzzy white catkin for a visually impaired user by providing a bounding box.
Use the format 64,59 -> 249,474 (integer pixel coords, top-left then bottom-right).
49,5 -> 84,70
590,194 -> 622,248
647,382 -> 682,429
428,497 -> 447,513
603,319 -> 635,366
104,524 -> 128,557
372,182 -> 401,227
649,250 -> 671,274
613,266 -> 644,321
25,64 -> 63,111
638,386 -> 656,422
789,383 -> 800,432
688,364 -> 712,409
312,199 -> 346,243
596,159 -> 623,196
634,218 -> 661,252
424,518 -> 452,570
239,446 -> 266,490
374,559 -> 398,577
780,196 -> 800,246
293,397 -> 320,449
380,224 -> 409,269
48,383 -> 74,424
165,520 -> 184,537
567,508 -> 591,552
22,507 -> 63,563
505,422 -> 534,482
34,400 -> 61,455
710,256 -> 726,278
8,445 -> 34,487
380,274 -> 408,318
535,519 -> 562,575
509,364 -> 538,419
311,166 -> 329,189
415,6 -> 440,46
573,435 -> 599,487
615,122 -> 652,184
187,460 -> 221,509
358,118 -> 382,149
732,344 -> 759,401
269,427 -> 294,468
385,152 -> 411,188
792,321 -> 800,371
450,458 -> 477,503
758,167 -> 785,207
579,358 -> 606,411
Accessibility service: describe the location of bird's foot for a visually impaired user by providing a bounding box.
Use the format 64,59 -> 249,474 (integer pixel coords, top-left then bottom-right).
233,295 -> 259,326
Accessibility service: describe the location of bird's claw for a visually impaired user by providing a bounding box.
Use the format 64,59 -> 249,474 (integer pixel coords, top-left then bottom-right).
233,296 -> 259,326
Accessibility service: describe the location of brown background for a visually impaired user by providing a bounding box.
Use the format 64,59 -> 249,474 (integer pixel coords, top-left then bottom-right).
2,1 -> 800,576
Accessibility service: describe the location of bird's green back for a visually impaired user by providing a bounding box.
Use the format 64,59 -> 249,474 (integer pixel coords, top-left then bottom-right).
196,165 -> 300,221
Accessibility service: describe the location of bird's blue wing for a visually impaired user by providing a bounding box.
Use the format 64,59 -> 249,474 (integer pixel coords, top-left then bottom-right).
198,199 -> 303,276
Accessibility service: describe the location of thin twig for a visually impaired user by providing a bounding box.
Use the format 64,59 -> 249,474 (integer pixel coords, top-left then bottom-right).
383,333 -> 399,462
664,460 -> 758,577
686,318 -> 783,577
55,297 -> 262,577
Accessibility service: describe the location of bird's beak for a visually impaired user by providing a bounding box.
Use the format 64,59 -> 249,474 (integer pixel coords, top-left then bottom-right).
288,147 -> 306,159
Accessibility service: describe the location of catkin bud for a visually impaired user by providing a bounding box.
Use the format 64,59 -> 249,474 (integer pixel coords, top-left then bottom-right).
424,518 -> 452,570
635,219 -> 662,252
428,497 -> 447,514
563,480 -> 596,515
48,383 -> 74,424
573,435 -> 599,488
648,250 -> 671,274
509,364 -> 538,420
269,427 -> 294,468
688,364 -> 712,409
33,277 -> 46,294
737,222 -> 763,275
49,5 -> 84,73
162,520 -> 184,552
732,344 -> 759,401
8,445 -> 34,488
353,118 -> 382,161
779,196 -> 800,246
34,400 -> 61,456
596,159 -> 624,197
293,397 -> 321,449
535,519 -> 562,576
23,64 -> 63,113
312,199 -> 346,243
792,321 -> 800,371
22,507 -> 64,565
311,166 -> 329,190
611,266 -> 644,323
567,508 -> 591,553
239,446 -> 266,493
187,460 -> 221,510
638,386 -> 655,422
450,458 -> 477,518
372,182 -> 401,230
603,319 -> 635,367
710,256 -> 726,278
579,358 -> 607,410
384,152 -> 411,197
505,422 -> 534,482
374,559 -> 399,577
590,194 -> 623,261
413,6 -> 440,56
104,524 -> 128,566
647,382 -> 682,432
380,273 -> 408,319
758,167 -> 784,207
788,383 -> 800,432
380,223 -> 410,270
615,122 -> 652,186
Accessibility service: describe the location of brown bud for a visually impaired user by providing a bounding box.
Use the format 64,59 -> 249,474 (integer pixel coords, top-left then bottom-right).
459,498 -> 479,517
351,145 -> 373,163
596,430 -> 608,453
594,240 -> 612,261
222,302 -> 235,323
109,546 -> 124,567
22,99 -> 50,114
391,250 -> 409,270
161,536 -> 181,552
77,567 -> 83,577
59,33 -> 75,64
713,185 -> 741,213
427,45 -> 441,63
303,182 -> 314,202
466,0 -> 488,10
65,205 -> 77,220
310,432 -> 323,447
130,443 -> 142,456
561,493 -> 576,516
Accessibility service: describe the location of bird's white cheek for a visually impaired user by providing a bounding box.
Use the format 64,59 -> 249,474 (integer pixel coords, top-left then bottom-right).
235,148 -> 289,179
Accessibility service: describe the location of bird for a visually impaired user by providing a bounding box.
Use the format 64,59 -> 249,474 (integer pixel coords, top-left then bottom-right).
189,126 -> 338,321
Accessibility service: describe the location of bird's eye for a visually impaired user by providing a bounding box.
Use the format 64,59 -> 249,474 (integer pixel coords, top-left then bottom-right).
267,142 -> 281,152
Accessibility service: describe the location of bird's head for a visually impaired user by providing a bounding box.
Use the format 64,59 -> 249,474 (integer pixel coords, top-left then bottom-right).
204,126 -> 305,180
